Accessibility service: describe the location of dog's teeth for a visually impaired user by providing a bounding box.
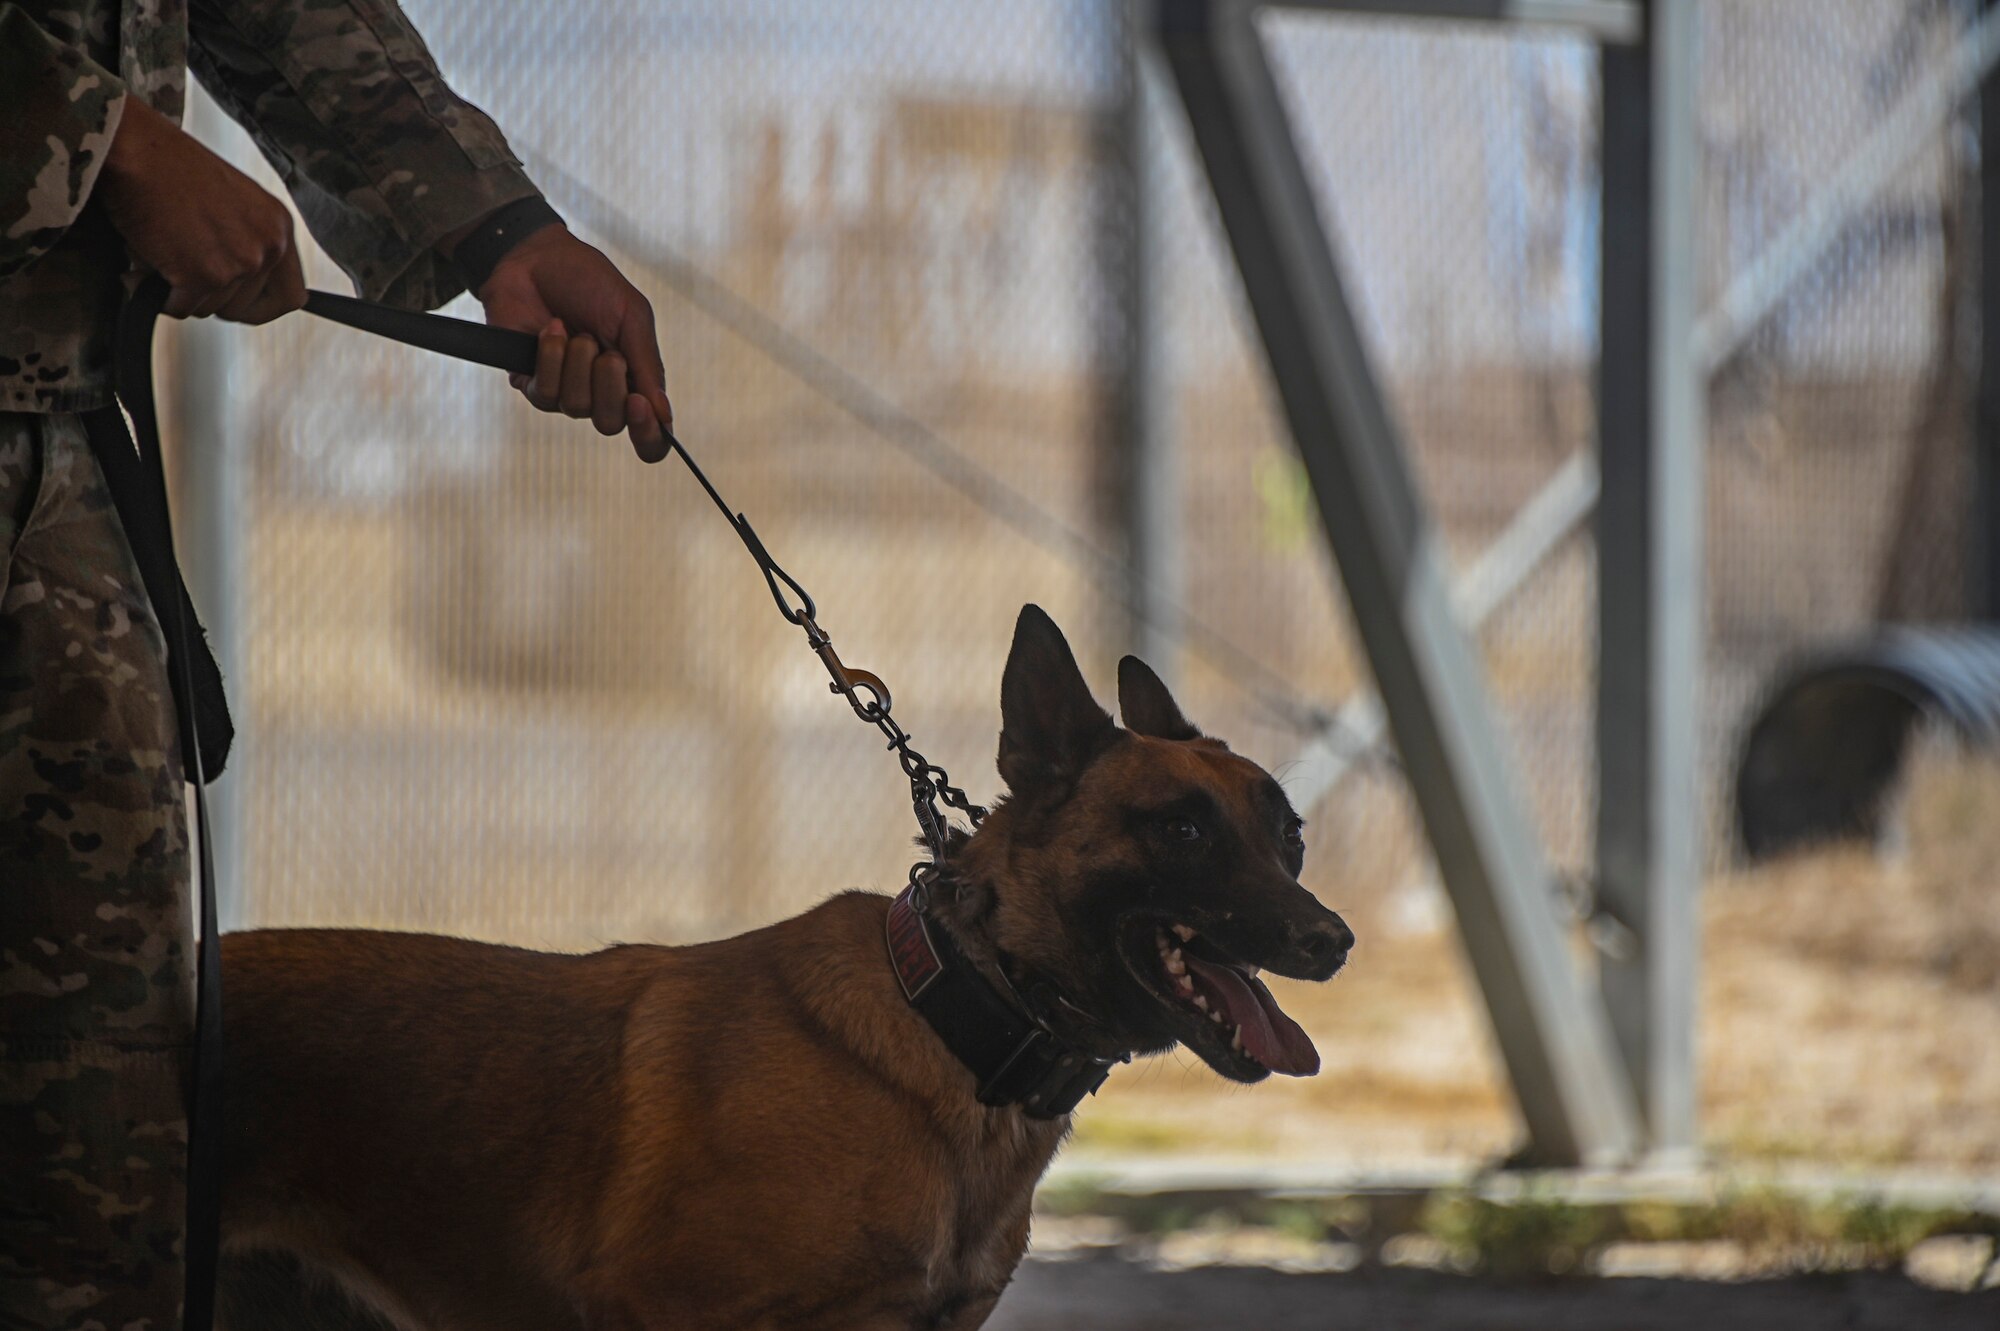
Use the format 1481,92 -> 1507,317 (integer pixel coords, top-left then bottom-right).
1164,948 -> 1186,976
1172,924 -> 1195,941
1192,994 -> 1208,1012
1211,1008 -> 1226,1025
1245,965 -> 1260,978
1230,1026 -> 1243,1052
1175,972 -> 1195,996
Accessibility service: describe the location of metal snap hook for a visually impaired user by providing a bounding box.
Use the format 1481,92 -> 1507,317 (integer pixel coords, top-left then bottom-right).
810,633 -> 892,719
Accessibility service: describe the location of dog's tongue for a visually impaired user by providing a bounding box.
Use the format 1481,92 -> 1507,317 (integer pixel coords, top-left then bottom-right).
1182,955 -> 1320,1076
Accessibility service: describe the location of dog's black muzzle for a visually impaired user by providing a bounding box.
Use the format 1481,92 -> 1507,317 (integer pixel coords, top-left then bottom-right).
1201,877 -> 1353,982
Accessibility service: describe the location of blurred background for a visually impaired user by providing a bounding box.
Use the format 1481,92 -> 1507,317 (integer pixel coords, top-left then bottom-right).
161,0 -> 2000,1317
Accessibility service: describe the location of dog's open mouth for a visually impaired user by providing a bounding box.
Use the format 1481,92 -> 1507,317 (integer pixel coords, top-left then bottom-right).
1135,923 -> 1319,1079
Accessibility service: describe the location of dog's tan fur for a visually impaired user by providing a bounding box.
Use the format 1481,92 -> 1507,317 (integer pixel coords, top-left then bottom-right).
217,608 -> 1349,1331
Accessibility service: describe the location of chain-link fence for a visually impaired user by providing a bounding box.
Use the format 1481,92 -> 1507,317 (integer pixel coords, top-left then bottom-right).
171,0 -> 1988,1163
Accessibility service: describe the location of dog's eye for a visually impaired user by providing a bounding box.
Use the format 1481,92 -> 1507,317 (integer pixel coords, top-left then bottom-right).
1283,817 -> 1306,849
1165,816 -> 1203,842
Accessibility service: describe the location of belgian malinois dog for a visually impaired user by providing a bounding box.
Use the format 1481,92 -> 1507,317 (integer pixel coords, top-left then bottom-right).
217,606 -> 1353,1331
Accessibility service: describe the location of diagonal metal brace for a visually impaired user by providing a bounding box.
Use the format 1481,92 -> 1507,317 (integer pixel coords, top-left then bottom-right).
1155,0 -> 1640,1165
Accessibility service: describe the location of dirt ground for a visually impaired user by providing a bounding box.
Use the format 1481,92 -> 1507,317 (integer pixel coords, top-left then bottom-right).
1065,749 -> 2000,1172
986,1251 -> 2000,1331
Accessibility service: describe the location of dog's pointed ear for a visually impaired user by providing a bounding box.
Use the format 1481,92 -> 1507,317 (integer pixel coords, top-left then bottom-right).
998,605 -> 1116,795
1118,655 -> 1201,741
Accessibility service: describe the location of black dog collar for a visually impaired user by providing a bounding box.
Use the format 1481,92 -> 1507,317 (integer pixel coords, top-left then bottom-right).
885,876 -> 1120,1119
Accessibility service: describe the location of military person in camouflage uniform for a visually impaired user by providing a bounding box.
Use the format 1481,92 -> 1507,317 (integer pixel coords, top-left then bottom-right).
3,3 -> 676,1328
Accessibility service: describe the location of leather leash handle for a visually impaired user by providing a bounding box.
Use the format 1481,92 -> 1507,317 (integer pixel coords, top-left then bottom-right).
300,290 -> 678,464
302,289 -> 539,374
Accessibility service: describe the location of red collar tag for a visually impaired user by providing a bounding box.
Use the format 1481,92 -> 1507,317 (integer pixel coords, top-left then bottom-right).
886,884 -> 944,1001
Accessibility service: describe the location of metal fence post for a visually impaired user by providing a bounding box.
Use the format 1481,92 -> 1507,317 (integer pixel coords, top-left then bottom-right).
1595,0 -> 1702,1159
1106,3 -> 1188,677
1979,0 -> 2000,620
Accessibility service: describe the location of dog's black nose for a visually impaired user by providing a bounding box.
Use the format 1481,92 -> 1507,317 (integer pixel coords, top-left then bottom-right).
1298,916 -> 1354,977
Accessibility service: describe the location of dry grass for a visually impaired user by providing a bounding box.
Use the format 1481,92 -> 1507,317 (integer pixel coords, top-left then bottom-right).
1702,749 -> 2000,1169
1075,749 -> 2000,1171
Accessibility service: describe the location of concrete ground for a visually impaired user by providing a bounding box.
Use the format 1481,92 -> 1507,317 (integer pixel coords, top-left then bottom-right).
987,1251 -> 2000,1330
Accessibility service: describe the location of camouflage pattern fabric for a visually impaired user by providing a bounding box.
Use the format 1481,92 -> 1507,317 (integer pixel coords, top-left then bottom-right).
0,4 -> 157,414
0,411 -> 194,1331
0,0 -> 541,413
2,5 -> 542,1323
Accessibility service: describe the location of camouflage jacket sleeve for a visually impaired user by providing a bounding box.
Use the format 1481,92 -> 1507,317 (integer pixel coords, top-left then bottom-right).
187,0 -> 540,310
0,5 -> 127,281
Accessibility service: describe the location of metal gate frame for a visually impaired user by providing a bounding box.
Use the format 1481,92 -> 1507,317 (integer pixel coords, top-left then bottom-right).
1153,0 -> 1691,1166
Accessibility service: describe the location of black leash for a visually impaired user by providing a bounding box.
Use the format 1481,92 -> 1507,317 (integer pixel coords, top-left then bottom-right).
91,274 -> 225,1331
300,289 -> 988,860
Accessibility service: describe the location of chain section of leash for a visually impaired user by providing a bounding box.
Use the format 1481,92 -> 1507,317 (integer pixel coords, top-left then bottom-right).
795,608 -> 988,861
663,435 -> 987,862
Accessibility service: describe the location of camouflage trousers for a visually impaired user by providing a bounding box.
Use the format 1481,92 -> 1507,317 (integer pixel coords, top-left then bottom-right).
0,412 -> 193,1331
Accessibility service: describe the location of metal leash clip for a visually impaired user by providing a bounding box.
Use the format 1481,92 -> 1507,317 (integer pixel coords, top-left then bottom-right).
654,409 -> 985,855
802,619 -> 892,722
906,861 -> 939,914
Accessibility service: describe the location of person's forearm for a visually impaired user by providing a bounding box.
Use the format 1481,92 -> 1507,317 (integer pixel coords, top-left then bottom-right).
95,93 -> 307,323
0,4 -> 129,279
188,0 -> 540,310
191,0 -> 672,456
